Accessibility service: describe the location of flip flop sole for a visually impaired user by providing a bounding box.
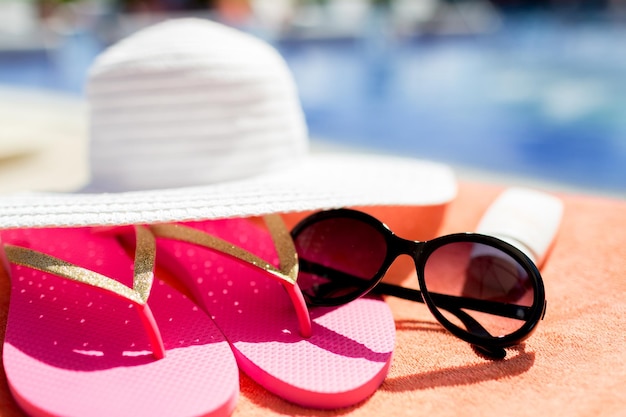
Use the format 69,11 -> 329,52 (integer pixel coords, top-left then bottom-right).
1,227 -> 239,417
154,218 -> 395,409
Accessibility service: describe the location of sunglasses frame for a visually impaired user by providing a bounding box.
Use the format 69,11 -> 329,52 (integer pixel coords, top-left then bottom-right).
291,208 -> 547,354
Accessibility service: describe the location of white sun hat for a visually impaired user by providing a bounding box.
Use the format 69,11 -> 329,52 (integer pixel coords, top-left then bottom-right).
0,18 -> 456,229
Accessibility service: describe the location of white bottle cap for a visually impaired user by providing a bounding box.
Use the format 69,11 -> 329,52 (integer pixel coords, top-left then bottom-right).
475,187 -> 563,266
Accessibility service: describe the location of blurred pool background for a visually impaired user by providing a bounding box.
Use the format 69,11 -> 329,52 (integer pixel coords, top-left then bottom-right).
1,0 -> 625,197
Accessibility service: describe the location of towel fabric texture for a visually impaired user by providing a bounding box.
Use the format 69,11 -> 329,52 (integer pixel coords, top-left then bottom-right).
0,181 -> 624,416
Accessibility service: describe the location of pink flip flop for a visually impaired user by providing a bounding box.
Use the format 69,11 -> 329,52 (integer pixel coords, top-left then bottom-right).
0,226 -> 239,417
148,215 -> 395,409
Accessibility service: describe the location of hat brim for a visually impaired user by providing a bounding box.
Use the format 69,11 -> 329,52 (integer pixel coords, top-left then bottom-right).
0,153 -> 456,229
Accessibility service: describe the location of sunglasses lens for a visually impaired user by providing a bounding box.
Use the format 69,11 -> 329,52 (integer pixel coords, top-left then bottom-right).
293,217 -> 387,305
423,241 -> 535,338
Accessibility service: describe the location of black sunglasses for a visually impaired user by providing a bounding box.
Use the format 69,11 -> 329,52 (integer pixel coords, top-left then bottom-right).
291,208 -> 547,359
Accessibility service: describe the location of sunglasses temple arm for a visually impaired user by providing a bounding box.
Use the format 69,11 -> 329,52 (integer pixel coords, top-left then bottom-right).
375,282 -> 531,321
299,260 -> 530,320
371,282 -> 425,303
372,282 -> 491,331
300,260 -> 530,320
443,306 -> 507,359
374,283 -> 506,357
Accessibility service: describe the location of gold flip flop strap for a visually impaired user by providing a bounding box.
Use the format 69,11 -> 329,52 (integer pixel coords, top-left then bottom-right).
149,214 -> 298,285
4,225 -> 155,305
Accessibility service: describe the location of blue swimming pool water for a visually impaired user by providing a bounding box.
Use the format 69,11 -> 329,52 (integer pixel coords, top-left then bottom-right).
1,15 -> 624,196
277,19 -> 626,196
